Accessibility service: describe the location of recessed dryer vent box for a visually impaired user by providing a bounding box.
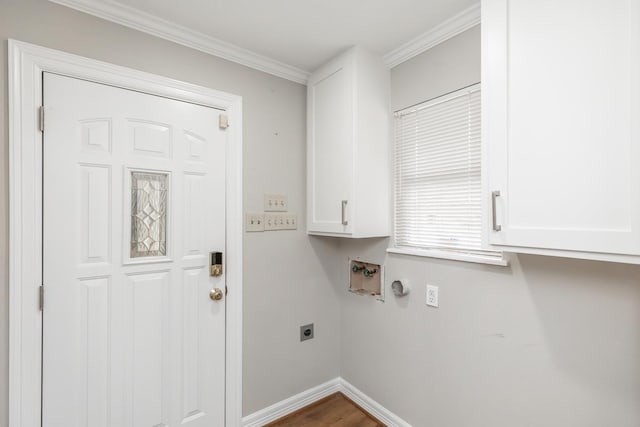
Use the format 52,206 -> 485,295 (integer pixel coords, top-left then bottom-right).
349,258 -> 384,301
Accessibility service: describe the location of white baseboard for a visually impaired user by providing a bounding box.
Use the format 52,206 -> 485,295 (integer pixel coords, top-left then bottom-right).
241,378 -> 342,427
339,378 -> 412,427
241,377 -> 411,427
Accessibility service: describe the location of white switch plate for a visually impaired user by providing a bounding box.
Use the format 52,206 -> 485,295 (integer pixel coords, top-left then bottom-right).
283,213 -> 297,230
264,193 -> 287,212
426,285 -> 439,307
264,212 -> 297,231
264,213 -> 278,231
245,212 -> 264,232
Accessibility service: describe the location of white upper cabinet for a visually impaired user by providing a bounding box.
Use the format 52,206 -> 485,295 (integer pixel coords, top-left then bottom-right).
307,47 -> 391,237
483,0 -> 640,262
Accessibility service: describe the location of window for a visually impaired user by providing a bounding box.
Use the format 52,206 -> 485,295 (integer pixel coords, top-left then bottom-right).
391,84 -> 503,264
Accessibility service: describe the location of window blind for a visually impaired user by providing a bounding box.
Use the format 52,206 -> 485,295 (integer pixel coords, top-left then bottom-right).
394,84 -> 498,257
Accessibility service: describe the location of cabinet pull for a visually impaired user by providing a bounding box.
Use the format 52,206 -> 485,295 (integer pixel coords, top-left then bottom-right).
341,200 -> 348,226
491,191 -> 501,232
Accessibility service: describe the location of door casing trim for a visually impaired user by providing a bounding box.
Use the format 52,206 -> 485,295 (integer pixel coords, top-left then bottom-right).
8,39 -> 244,427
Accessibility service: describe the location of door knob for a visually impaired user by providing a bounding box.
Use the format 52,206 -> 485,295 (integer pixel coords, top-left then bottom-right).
209,288 -> 223,301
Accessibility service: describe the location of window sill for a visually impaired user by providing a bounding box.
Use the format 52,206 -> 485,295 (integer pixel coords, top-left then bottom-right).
387,247 -> 510,267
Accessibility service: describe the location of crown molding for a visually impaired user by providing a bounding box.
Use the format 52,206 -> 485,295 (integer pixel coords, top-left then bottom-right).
48,0 -> 311,84
383,2 -> 480,68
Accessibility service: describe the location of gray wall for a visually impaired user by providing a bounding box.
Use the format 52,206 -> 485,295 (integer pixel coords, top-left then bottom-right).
338,26 -> 640,427
0,0 -> 341,424
391,26 -> 480,112
3,5 -> 639,426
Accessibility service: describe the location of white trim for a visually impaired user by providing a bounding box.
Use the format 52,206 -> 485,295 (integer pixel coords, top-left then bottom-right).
8,39 -> 243,427
47,0 -> 310,84
339,378 -> 412,427
241,378 -> 342,427
48,0 -> 479,78
225,86 -> 244,427
493,245 -> 640,265
387,247 -> 509,267
383,3 -> 481,68
49,0 -> 479,78
241,377 -> 412,427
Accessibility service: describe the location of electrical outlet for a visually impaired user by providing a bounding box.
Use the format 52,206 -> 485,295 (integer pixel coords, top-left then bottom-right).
300,323 -> 314,341
426,285 -> 439,307
245,212 -> 264,232
264,193 -> 287,212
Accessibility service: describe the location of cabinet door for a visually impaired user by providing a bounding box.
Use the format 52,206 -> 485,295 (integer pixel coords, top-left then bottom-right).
484,0 -> 640,255
307,56 -> 354,234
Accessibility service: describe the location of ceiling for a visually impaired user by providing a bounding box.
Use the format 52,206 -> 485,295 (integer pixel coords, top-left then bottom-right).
50,0 -> 480,83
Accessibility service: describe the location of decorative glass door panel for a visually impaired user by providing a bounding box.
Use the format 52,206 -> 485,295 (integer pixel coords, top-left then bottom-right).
130,171 -> 168,258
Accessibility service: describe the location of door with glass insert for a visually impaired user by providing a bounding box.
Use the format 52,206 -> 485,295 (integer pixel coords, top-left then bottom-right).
42,73 -> 226,427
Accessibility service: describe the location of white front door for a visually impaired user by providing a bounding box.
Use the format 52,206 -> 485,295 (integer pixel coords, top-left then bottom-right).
42,72 -> 226,427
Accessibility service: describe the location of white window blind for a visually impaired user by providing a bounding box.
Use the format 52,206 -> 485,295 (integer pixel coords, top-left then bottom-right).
394,84 -> 498,258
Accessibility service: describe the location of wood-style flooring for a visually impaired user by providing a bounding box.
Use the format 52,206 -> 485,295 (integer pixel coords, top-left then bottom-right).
265,392 -> 385,427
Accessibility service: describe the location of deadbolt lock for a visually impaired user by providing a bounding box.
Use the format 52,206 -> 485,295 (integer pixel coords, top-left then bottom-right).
210,252 -> 223,277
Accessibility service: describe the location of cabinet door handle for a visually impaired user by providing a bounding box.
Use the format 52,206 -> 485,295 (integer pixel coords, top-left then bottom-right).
341,200 -> 348,226
491,191 -> 501,232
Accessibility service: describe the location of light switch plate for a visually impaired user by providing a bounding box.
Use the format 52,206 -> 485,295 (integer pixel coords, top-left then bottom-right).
284,213 -> 297,230
264,193 -> 287,212
264,213 -> 279,231
264,212 -> 297,231
245,212 -> 264,232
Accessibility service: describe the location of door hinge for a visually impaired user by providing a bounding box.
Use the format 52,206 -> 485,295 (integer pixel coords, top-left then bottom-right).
39,106 -> 45,132
219,114 -> 229,130
39,285 -> 44,311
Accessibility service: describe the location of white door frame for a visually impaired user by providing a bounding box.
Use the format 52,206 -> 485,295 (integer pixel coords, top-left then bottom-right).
8,39 -> 243,427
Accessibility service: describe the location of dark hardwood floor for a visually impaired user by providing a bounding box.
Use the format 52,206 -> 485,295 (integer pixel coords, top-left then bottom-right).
265,392 -> 385,427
